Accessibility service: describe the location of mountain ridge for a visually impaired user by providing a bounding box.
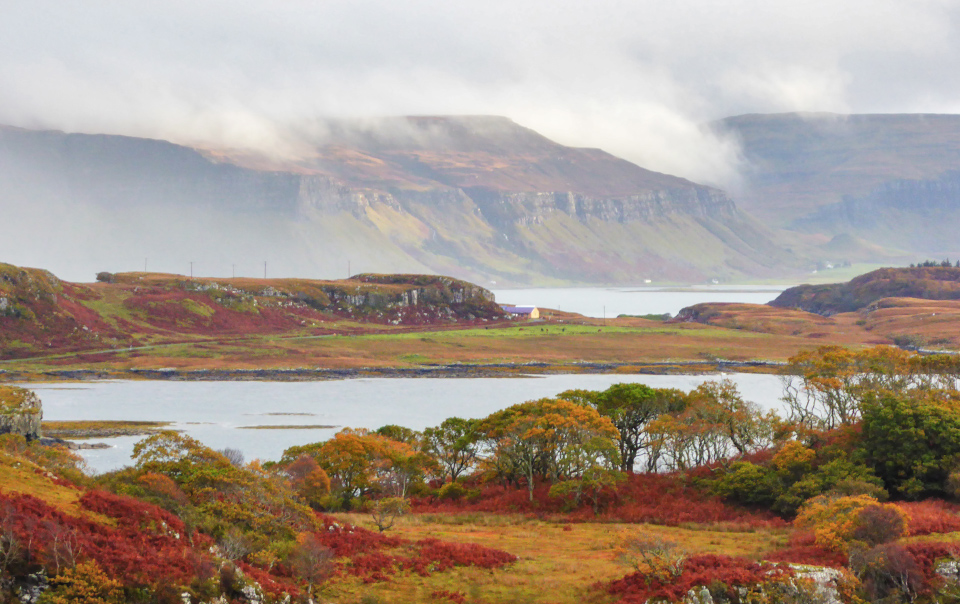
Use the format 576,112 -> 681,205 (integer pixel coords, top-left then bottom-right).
0,117 -> 797,284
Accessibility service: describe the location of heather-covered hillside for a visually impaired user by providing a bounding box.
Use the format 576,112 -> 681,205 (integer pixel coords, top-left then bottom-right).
0,262 -> 505,360
770,266 -> 960,315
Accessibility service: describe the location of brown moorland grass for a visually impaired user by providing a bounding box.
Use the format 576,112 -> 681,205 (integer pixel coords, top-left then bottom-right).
683,298 -> 960,349
322,512 -> 789,604
9,295 -> 960,376
0,320 -> 845,374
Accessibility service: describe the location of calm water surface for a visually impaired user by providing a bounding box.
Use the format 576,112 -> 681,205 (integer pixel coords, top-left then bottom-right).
30,374 -> 787,473
491,286 -> 787,318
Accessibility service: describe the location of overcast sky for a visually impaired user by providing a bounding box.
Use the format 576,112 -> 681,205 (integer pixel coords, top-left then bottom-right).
2,0 -> 960,185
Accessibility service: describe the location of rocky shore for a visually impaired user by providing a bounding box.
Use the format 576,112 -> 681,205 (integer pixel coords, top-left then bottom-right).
0,359 -> 784,382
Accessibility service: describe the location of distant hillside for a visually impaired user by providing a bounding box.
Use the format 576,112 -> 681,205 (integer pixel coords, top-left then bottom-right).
714,113 -> 960,261
0,118 -> 797,284
769,266 -> 960,315
0,262 -> 504,359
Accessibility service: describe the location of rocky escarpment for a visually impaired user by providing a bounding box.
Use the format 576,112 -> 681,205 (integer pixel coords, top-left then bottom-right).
169,272 -> 504,321
793,171 -> 960,255
0,385 -> 42,440
462,187 -> 737,229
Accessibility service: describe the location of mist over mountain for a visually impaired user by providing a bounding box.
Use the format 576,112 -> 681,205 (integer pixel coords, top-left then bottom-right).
0,117 -> 796,284
714,113 -> 960,261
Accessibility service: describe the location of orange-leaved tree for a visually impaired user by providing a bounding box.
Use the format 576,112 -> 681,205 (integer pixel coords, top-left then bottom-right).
478,398 -> 619,502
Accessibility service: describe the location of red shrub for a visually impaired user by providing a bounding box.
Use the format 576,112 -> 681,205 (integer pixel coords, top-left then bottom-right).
764,530 -> 847,568
605,554 -> 792,604
80,489 -> 186,536
237,562 -> 301,599
412,539 -> 517,575
431,589 -> 467,603
312,515 -> 403,557
0,490 -> 200,587
895,500 -> 960,536
350,551 -> 399,580
413,473 -> 784,529
310,515 -> 515,582
764,545 -> 847,568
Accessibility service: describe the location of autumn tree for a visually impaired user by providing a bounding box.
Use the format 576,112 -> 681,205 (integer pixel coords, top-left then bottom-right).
284,455 -> 332,508
781,345 -> 960,431
375,424 -> 422,446
592,384 -> 686,473
478,398 -> 619,501
289,532 -> 333,600
422,417 -> 480,483
281,429 -> 431,508
689,380 -> 778,456
132,432 -> 315,539
132,431 -> 236,490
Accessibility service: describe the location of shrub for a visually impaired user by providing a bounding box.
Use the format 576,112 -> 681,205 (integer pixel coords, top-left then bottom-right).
849,543 -> 926,603
37,560 -> 125,604
895,500 -> 960,536
368,497 -> 409,533
795,494 -> 908,553
437,482 -> 467,501
289,532 -> 334,598
616,534 -> 685,583
604,553 -> 792,604
852,504 -> 908,547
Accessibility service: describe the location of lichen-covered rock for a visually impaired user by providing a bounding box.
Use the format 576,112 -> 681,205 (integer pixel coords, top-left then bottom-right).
15,571 -> 48,604
0,385 -> 42,440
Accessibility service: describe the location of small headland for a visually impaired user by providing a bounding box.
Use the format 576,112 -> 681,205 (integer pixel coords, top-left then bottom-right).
674,266 -> 960,353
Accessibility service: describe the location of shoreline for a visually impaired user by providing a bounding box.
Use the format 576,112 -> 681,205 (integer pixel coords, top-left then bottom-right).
0,359 -> 785,382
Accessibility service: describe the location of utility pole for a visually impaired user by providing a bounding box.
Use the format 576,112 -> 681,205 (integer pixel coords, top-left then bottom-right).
264,261 -> 267,279
144,258 -> 147,273
190,261 -> 193,278
347,260 -> 351,278
232,264 -> 235,279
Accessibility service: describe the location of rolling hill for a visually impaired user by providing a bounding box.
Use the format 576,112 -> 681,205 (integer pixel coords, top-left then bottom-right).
0,262 -> 505,360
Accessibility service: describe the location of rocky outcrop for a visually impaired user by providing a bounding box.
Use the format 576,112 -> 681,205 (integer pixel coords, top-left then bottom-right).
795,171 -> 960,231
0,385 -> 42,440
463,187 -> 736,229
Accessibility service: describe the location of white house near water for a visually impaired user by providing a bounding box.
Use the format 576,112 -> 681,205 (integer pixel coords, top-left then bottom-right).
500,305 -> 540,319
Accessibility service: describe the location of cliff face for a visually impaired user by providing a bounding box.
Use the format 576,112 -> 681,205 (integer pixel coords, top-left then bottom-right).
794,172 -> 960,256
0,386 -> 42,440
0,117 -> 796,284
